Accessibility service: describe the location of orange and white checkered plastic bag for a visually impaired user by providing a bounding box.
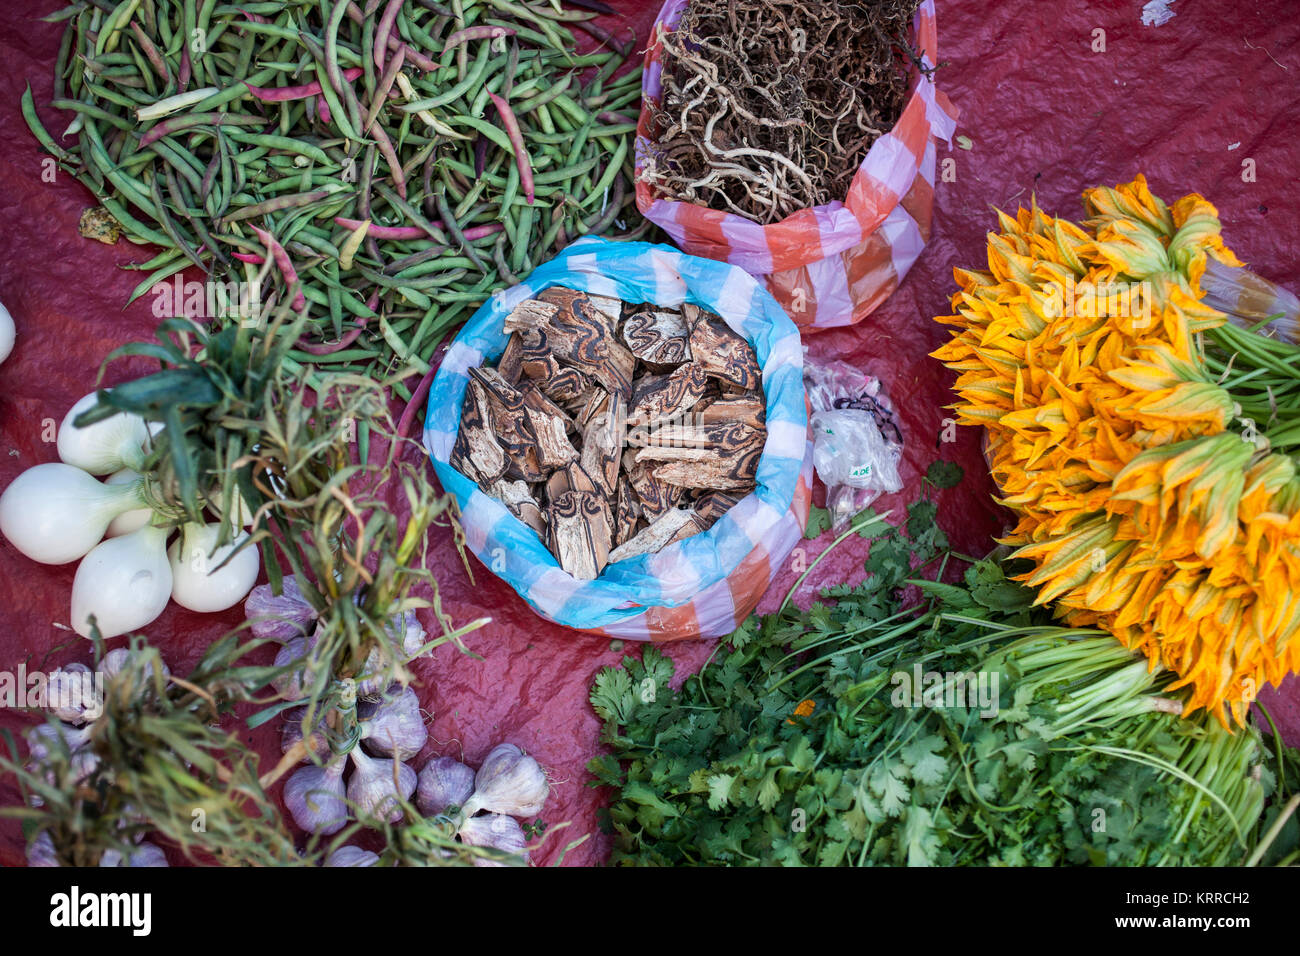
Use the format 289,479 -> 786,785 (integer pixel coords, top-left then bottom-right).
634,0 -> 957,331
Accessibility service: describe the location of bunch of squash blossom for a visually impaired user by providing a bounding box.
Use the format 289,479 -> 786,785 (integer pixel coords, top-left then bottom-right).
932,175 -> 1300,726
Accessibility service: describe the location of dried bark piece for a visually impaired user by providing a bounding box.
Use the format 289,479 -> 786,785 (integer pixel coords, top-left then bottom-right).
608,508 -> 705,563
622,309 -> 692,365
498,333 -> 525,385
467,366 -> 544,482
579,396 -> 622,497
694,490 -> 742,528
637,420 -> 764,491
541,287 -> 623,336
502,298 -> 561,333
614,474 -> 641,547
628,459 -> 686,519
488,478 -> 547,536
530,288 -> 636,400
521,354 -> 590,403
628,362 -> 711,425
634,421 -> 765,461
548,490 -> 611,581
519,384 -> 578,468
568,386 -> 613,432
698,394 -> 766,431
450,378 -> 509,487
684,303 -> 761,391
652,455 -> 759,491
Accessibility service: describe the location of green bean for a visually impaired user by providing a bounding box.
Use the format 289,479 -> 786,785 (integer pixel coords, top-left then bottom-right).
580,137 -> 628,209
401,44 -> 495,112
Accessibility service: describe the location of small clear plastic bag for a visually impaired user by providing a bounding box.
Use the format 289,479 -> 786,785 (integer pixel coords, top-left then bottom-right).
805,357 -> 903,529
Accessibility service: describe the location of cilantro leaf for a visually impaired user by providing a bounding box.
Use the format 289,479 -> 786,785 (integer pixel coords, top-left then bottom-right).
926,460 -> 964,489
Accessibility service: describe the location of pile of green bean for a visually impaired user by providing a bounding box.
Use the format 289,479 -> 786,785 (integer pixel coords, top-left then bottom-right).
25,0 -> 647,397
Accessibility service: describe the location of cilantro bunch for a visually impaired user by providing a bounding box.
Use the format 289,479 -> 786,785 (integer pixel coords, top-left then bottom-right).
588,473 -> 1283,866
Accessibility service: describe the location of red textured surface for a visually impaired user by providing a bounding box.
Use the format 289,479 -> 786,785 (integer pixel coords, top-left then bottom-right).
1,0 -> 1298,867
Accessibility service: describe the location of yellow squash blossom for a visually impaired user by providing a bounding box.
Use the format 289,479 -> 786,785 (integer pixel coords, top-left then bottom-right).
934,176 -> 1300,727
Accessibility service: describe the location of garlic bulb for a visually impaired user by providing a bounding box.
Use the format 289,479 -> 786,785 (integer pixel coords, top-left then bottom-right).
416,756 -> 475,817
281,707 -> 331,763
284,758 -> 348,834
359,687 -> 427,760
458,813 -> 529,866
102,647 -> 170,682
389,609 -> 429,659
105,469 -> 154,537
324,845 -> 379,867
0,299 -> 14,366
0,462 -> 147,564
271,634 -> 319,701
347,747 -> 416,824
57,391 -> 151,475
354,646 -> 390,700
244,576 -> 316,641
47,663 -> 101,724
26,721 -> 91,762
26,832 -> 58,867
100,842 -> 168,867
70,525 -> 172,638
461,744 -> 549,818
167,522 -> 260,613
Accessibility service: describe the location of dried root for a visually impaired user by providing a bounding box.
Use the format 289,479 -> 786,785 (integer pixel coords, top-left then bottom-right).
642,0 -> 923,224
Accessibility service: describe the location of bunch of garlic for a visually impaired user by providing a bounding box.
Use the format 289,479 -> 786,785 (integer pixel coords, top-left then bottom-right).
0,392 -> 259,639
416,744 -> 550,867
246,578 -> 434,705
280,685 -> 427,835
24,649 -> 171,867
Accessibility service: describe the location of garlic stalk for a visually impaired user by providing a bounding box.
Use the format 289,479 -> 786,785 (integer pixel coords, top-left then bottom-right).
281,707 -> 332,764
324,845 -> 379,867
0,462 -> 147,564
244,576 -> 316,641
0,298 -> 14,365
271,635 -> 318,701
70,524 -> 172,638
57,391 -> 151,475
457,813 -> 530,866
359,687 -> 428,760
105,469 -> 154,537
167,522 -> 260,613
416,757 -> 475,817
461,744 -> 549,818
347,747 -> 416,824
283,758 -> 348,835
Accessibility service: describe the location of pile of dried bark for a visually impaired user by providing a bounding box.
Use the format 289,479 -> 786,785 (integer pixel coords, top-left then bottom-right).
452,288 -> 766,580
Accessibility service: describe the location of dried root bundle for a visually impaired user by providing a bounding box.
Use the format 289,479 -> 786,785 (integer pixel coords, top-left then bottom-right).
642,0 -> 922,223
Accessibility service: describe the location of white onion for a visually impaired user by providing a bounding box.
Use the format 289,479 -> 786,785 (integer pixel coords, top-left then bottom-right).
105,469 -> 154,537
57,391 -> 151,475
167,522 -> 260,613
0,300 -> 14,365
0,462 -> 147,564
71,525 -> 173,638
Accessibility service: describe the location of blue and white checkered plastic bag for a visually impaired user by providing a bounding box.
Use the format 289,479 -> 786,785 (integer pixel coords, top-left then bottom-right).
424,237 -> 812,640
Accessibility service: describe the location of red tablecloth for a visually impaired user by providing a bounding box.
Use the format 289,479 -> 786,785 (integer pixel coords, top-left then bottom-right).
1,0 -> 1297,866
